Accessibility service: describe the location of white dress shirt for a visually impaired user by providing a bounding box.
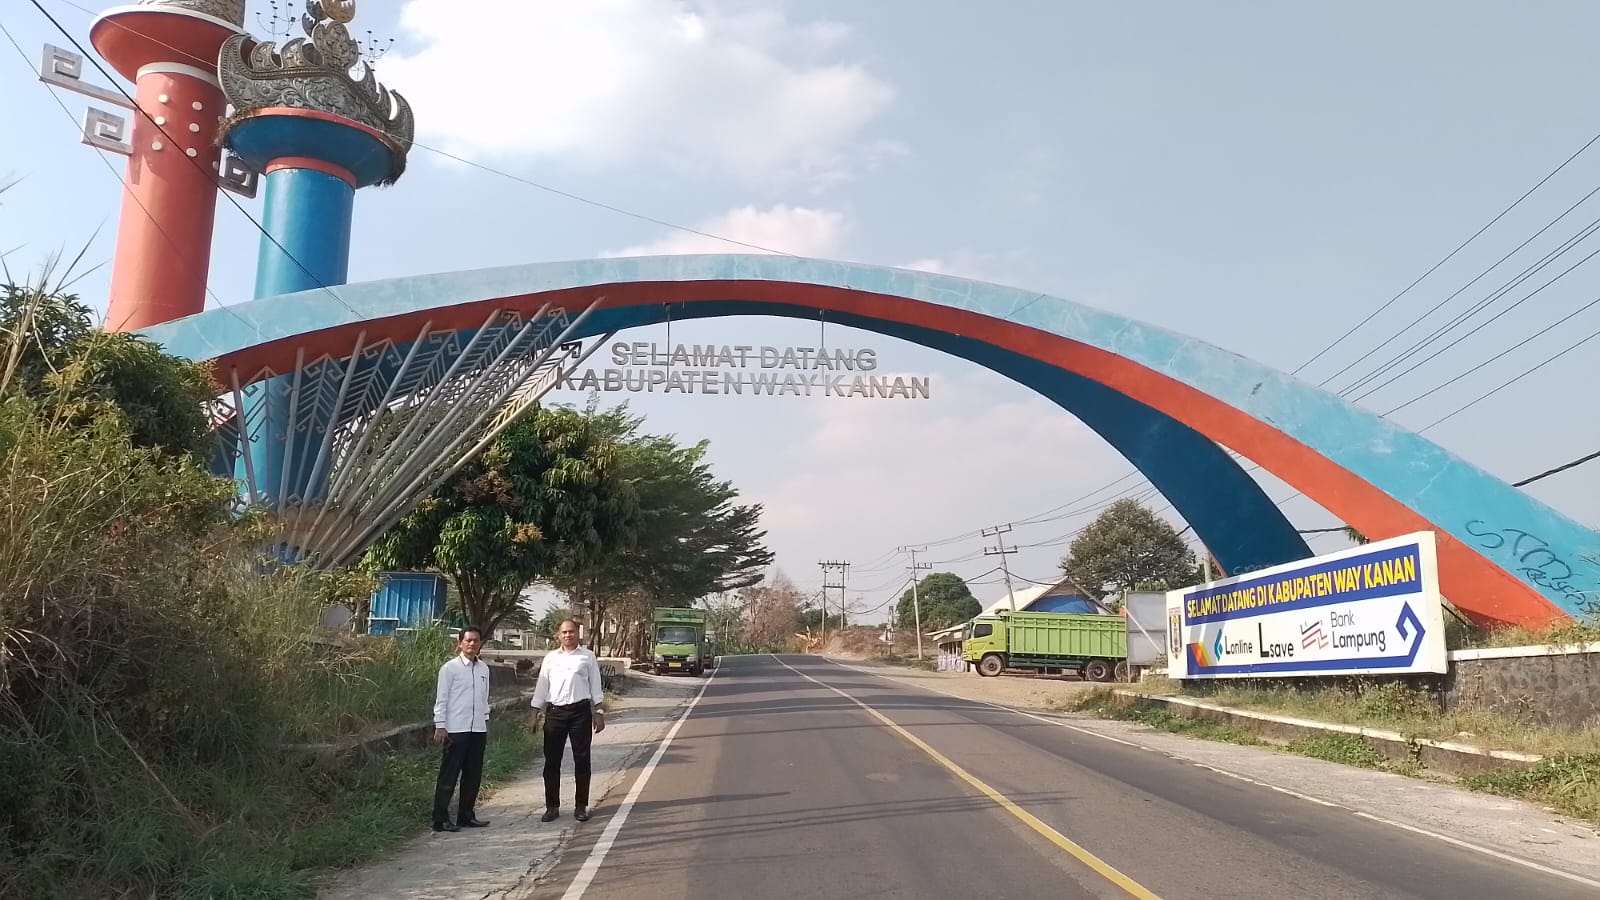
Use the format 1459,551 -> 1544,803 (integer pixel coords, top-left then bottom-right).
531,646 -> 606,712
433,653 -> 491,733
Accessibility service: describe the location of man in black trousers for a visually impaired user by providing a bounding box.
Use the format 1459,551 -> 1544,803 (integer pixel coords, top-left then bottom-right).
530,619 -> 607,822
430,625 -> 492,833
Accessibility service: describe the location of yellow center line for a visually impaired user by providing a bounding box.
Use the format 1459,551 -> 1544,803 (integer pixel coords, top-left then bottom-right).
773,656 -> 1161,900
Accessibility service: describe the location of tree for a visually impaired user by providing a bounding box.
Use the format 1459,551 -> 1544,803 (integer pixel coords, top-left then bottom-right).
704,592 -> 746,652
894,572 -> 980,630
547,401 -> 773,640
533,603 -> 570,647
364,406 -> 635,635
1060,499 -> 1197,599
1,283 -> 213,457
741,570 -> 806,651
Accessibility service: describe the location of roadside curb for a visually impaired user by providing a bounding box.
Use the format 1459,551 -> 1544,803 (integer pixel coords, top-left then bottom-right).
1113,690 -> 1543,776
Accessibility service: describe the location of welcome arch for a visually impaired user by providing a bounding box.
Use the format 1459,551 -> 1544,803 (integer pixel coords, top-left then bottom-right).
141,255 -> 1600,628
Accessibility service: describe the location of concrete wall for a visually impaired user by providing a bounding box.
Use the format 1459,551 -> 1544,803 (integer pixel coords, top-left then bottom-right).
1175,643 -> 1600,732
1442,643 -> 1600,730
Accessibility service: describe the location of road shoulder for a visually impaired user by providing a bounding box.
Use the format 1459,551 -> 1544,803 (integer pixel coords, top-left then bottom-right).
316,672 -> 701,900
826,656 -> 1600,886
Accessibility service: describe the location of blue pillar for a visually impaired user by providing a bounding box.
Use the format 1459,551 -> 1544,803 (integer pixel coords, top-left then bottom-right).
242,164 -> 357,509
254,166 -> 355,296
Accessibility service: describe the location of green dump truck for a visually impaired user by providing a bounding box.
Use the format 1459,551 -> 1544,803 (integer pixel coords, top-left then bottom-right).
652,607 -> 708,676
962,610 -> 1128,682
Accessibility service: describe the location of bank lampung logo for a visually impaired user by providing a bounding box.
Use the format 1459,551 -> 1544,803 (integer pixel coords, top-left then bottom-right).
1300,618 -> 1329,650
1212,628 -> 1225,659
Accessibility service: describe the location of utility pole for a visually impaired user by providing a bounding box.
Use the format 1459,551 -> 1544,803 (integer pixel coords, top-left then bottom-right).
900,545 -> 931,659
819,561 -> 849,645
983,524 -> 1019,611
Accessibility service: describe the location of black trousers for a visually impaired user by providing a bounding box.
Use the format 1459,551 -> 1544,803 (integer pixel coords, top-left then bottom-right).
432,731 -> 487,825
543,700 -> 593,808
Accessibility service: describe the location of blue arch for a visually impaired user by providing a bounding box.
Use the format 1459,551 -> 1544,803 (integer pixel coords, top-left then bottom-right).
140,254 -> 1600,622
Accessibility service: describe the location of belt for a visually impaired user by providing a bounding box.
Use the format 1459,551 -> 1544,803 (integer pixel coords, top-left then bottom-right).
549,699 -> 591,710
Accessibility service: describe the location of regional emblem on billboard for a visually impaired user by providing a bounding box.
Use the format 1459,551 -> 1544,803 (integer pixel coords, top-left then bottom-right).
1168,609 -> 1182,657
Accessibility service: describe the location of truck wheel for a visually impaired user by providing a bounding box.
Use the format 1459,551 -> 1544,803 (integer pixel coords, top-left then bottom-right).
655,664 -> 665,676
978,654 -> 1005,678
1114,661 -> 1131,683
1083,659 -> 1114,682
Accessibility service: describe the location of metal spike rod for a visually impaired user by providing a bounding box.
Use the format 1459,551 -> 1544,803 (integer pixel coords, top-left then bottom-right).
255,0 -> 299,39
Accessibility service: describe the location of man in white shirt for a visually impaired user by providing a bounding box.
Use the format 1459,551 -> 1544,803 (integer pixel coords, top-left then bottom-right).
431,625 -> 492,833
530,619 -> 607,823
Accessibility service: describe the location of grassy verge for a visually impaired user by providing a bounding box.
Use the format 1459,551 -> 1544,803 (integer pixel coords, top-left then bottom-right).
1,710 -> 542,900
1069,692 -> 1261,746
192,721 -> 541,899
1455,620 -> 1600,650
1064,689 -> 1599,825
1136,679 -> 1600,758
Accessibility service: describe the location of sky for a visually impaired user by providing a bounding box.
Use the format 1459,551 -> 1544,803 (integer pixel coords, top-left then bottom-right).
4,0 -> 1600,623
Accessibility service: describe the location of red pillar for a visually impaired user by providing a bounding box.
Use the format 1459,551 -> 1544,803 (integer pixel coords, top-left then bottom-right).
103,68 -> 225,332
90,4 -> 242,332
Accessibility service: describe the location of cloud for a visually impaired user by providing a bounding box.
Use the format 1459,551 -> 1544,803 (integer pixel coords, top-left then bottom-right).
750,367 -> 1131,592
600,204 -> 848,257
379,0 -> 896,185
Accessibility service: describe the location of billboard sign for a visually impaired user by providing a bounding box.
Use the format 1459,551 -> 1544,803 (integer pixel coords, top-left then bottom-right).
1166,532 -> 1447,678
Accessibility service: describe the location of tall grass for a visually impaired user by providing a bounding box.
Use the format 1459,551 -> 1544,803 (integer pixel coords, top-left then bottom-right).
0,281 -> 538,897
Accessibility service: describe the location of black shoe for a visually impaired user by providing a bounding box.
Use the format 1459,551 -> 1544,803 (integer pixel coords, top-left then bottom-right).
540,808 -> 559,823
574,807 -> 590,822
433,821 -> 460,833
458,816 -> 490,828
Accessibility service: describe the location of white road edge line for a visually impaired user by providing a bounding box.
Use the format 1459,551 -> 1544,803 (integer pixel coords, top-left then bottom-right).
559,667 -> 719,900
824,658 -> 1600,892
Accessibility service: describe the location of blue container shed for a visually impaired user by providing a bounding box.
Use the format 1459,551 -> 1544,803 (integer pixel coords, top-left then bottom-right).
369,572 -> 448,634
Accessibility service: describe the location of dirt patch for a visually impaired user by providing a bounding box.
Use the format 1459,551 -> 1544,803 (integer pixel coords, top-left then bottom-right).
820,627 -> 901,660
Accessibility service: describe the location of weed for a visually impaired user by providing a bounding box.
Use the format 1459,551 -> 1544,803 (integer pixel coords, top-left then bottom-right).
1463,754 -> 1600,824
1283,733 -> 1418,775
1069,690 -> 1260,746
1070,687 -> 1599,825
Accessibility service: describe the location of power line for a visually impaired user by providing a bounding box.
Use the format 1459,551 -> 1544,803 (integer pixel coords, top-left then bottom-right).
891,140 -> 1600,567
1291,126 -> 1600,378
1338,203 -> 1600,400
900,545 -> 931,659
981,524 -> 1019,611
818,560 -> 848,641
1352,253 -> 1600,408
1384,289 -> 1600,419
1514,447 -> 1600,487
1414,320 -> 1600,432
1319,184 -> 1600,394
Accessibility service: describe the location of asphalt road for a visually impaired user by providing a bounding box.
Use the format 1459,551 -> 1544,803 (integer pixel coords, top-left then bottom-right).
534,655 -> 1597,899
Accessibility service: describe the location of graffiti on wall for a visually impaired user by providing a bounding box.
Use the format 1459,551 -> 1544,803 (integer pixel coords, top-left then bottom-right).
1463,519 -> 1598,611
